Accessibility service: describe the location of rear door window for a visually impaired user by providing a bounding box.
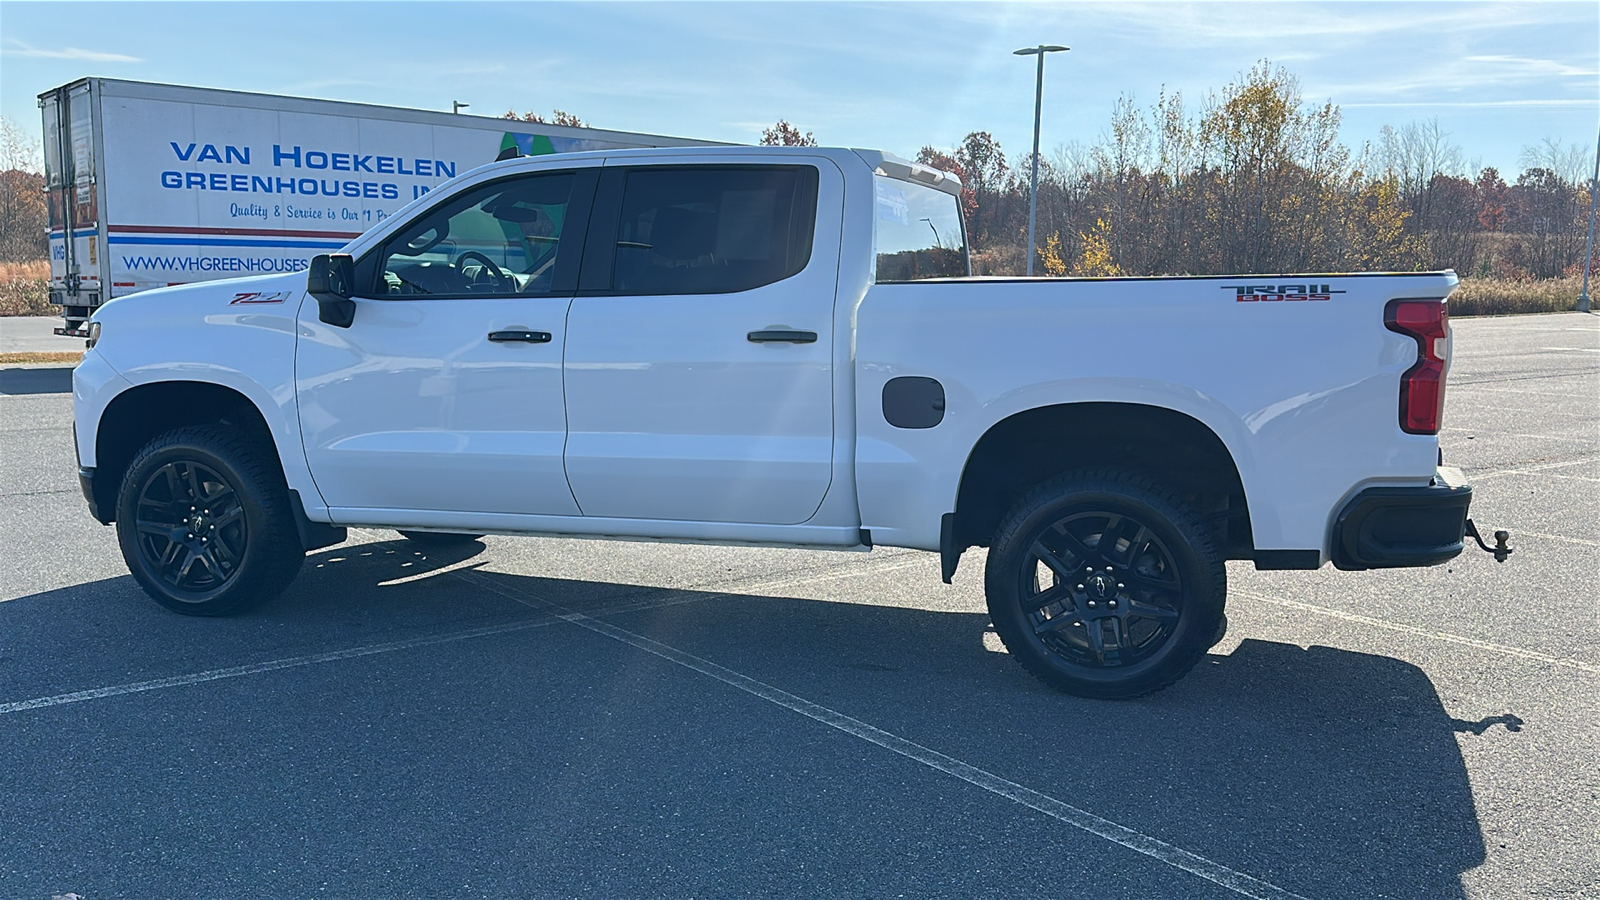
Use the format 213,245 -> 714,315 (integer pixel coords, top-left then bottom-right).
598,166 -> 818,295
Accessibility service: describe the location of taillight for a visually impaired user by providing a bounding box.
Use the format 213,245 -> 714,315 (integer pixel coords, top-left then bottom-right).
1384,299 -> 1449,435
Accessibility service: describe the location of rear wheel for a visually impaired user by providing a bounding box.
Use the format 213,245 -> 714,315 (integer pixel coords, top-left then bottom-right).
116,426 -> 304,616
984,469 -> 1225,699
398,530 -> 484,547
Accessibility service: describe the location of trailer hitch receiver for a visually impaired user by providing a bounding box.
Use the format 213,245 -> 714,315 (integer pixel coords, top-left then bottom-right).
1465,519 -> 1512,563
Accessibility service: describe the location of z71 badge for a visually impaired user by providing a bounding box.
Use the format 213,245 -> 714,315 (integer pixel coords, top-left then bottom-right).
230,291 -> 292,305
1222,283 -> 1345,302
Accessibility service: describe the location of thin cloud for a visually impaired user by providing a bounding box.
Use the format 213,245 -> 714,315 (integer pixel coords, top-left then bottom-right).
1318,53 -> 1598,101
3,39 -> 141,63
1461,55 -> 1598,79
1343,99 -> 1597,108
1066,1 -> 1567,44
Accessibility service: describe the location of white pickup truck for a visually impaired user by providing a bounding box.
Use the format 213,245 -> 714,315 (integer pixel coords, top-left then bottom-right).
72,145 -> 1504,698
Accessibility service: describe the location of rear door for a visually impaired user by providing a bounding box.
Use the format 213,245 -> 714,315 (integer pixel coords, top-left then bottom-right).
40,82 -> 102,330
562,158 -> 843,525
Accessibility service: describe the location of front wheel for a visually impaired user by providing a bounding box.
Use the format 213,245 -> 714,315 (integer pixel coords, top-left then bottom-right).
984,469 -> 1225,699
115,426 -> 304,616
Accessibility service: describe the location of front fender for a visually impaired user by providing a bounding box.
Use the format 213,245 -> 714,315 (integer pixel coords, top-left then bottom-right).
84,275 -> 324,515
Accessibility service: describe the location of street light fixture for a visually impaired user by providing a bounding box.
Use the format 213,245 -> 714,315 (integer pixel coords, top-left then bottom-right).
452,101 -> 470,115
1014,44 -> 1069,277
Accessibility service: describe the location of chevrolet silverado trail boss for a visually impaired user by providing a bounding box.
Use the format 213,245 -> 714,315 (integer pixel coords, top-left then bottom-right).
72,146 -> 1510,698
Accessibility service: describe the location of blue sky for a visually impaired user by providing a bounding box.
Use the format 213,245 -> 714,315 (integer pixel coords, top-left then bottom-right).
2,1 -> 1596,177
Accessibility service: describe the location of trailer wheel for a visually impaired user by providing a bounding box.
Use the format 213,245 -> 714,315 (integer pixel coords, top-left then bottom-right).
398,531 -> 484,547
984,469 -> 1225,699
115,426 -> 304,616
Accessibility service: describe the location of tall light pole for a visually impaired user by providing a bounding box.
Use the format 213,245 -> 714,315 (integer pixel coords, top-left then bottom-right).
1579,124 -> 1598,314
1014,44 -> 1068,276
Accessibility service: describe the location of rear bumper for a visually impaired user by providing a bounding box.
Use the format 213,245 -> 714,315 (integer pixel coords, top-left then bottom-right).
1331,467 -> 1472,570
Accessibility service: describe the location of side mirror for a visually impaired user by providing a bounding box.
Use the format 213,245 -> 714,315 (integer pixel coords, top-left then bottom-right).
307,254 -> 357,328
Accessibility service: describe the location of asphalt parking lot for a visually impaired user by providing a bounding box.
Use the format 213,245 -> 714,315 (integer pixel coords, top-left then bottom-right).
1,312 -> 1596,900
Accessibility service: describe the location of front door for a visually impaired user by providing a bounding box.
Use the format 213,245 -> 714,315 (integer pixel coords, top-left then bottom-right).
562,159 -> 842,525
296,165 -> 596,517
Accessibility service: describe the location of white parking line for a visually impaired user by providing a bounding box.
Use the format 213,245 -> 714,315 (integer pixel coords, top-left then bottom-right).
1472,469 -> 1600,484
459,569 -> 1308,900
0,549 -> 929,717
1235,590 -> 1600,675
0,579 -> 764,717
1470,456 -> 1600,481
1467,384 -> 1599,397
1502,529 -> 1600,548
0,618 -> 559,715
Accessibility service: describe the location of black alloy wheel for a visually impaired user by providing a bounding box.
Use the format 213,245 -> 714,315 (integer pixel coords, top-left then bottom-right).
985,469 -> 1225,699
116,426 -> 305,616
132,459 -> 248,597
1023,509 -> 1185,668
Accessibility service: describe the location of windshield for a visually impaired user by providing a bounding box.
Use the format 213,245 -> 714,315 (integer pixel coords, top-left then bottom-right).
873,176 -> 967,282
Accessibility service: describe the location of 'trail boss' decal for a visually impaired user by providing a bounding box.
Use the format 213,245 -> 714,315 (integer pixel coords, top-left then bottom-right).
1223,283 -> 1346,302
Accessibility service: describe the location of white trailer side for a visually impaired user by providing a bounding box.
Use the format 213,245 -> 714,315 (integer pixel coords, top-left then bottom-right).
39,77 -> 720,336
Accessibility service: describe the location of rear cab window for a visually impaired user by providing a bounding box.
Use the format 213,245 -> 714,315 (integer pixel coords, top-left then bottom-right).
873,176 -> 968,282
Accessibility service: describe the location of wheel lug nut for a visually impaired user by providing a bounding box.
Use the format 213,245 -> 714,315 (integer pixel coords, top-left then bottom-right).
1087,600 -> 1097,608
1108,600 -> 1118,608
186,533 -> 193,539
1076,584 -> 1085,591
1117,583 -> 1125,589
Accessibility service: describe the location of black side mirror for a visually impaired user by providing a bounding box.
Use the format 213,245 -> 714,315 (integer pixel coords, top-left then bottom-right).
307,254 -> 357,328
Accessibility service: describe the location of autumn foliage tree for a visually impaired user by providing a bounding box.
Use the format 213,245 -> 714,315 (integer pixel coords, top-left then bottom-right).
0,116 -> 47,262
910,61 -> 1589,279
759,120 -> 818,147
502,109 -> 589,128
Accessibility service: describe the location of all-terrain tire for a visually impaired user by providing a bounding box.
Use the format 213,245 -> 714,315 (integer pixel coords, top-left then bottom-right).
115,425 -> 304,616
984,468 -> 1226,699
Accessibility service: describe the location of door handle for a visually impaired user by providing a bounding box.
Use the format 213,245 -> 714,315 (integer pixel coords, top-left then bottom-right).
747,330 -> 818,344
488,330 -> 552,343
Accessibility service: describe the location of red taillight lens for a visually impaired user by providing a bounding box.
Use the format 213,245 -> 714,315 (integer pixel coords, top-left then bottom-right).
1384,299 -> 1449,435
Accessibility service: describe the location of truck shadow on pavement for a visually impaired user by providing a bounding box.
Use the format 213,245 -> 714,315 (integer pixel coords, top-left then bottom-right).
0,366 -> 75,396
1,538 -> 1489,899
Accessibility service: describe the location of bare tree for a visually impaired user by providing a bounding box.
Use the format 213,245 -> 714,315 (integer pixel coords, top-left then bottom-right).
1519,138 -> 1590,188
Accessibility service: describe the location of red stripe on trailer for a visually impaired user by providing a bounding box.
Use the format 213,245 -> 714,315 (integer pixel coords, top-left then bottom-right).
108,224 -> 363,239
113,282 -> 135,286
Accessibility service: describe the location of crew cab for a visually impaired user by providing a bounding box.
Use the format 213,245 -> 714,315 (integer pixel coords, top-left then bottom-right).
72,145 -> 1495,698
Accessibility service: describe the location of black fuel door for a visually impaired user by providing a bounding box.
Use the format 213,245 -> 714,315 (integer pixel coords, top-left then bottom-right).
882,377 -> 946,429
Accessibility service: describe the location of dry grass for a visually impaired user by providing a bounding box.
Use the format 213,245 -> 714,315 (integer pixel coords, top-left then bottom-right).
3,256 -> 1590,321
0,260 -> 53,316
0,351 -> 82,364
1450,275 -> 1587,317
